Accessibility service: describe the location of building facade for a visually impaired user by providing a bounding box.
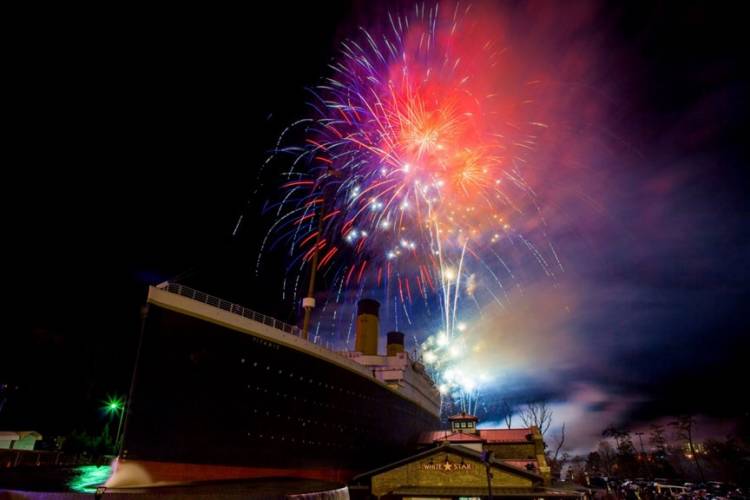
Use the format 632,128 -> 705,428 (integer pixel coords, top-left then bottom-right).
419,413 -> 551,484
350,414 -> 576,499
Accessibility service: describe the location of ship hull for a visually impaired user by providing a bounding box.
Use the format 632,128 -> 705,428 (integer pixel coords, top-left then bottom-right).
107,458 -> 354,486
111,302 -> 439,486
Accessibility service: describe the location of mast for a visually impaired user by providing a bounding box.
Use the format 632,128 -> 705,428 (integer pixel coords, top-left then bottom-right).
301,202 -> 324,340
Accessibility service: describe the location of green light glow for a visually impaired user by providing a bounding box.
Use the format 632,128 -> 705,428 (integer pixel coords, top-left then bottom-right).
68,465 -> 112,493
102,395 -> 124,414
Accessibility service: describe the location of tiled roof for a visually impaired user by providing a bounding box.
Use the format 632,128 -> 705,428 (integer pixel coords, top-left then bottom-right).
418,430 -> 478,443
441,432 -> 484,442
448,413 -> 478,420
419,428 -> 535,444
479,428 -> 534,443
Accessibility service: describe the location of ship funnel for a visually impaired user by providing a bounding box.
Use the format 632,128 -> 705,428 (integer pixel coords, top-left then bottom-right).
355,299 -> 379,355
386,331 -> 405,356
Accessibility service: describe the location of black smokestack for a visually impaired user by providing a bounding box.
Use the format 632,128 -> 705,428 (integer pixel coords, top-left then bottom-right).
357,298 -> 380,317
386,331 -> 405,356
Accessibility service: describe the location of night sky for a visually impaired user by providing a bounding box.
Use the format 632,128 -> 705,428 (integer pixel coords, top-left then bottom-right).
5,1 -> 748,452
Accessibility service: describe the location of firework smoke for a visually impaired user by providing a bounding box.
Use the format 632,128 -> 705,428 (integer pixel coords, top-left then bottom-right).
262,1 -> 568,414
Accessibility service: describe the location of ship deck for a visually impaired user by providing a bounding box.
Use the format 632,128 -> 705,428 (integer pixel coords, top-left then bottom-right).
148,283 -> 440,417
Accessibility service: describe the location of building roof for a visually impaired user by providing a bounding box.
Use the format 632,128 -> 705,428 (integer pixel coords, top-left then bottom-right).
479,428 -> 534,443
0,431 -> 41,441
419,431 -> 483,443
16,431 -> 42,440
439,432 -> 484,442
448,413 -> 479,421
352,442 -> 543,483
418,427 -> 534,445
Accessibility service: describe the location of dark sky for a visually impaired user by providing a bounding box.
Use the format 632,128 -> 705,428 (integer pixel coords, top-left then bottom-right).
4,1 -> 748,450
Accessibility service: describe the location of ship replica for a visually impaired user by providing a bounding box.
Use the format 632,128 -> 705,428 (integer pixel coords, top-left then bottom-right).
106,282 -> 441,487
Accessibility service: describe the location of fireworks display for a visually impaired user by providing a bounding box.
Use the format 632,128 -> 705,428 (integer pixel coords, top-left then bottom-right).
262,2 -> 562,413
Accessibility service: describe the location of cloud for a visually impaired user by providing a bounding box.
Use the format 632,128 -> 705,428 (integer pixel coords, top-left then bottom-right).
463,282 -> 581,391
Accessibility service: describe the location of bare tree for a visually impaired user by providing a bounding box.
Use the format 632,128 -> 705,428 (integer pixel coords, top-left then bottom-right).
520,401 -> 553,436
649,424 -> 668,457
670,415 -> 705,482
547,422 -> 568,480
597,440 -> 615,476
501,399 -> 514,429
553,422 -> 566,462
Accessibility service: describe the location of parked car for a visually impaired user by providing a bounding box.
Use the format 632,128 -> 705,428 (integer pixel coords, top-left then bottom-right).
654,482 -> 689,496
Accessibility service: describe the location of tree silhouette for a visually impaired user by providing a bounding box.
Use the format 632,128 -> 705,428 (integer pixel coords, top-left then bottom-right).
670,415 -> 705,482
520,401 -> 552,435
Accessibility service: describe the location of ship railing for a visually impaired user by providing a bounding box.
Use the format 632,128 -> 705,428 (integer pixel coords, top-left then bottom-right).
157,282 -> 303,337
